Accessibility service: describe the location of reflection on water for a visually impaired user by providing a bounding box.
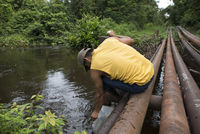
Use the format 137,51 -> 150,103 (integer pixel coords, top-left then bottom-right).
42,70 -> 93,133
154,54 -> 165,96
0,47 -> 95,133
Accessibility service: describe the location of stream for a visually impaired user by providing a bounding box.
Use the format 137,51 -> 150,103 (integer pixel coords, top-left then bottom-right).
0,47 -> 164,134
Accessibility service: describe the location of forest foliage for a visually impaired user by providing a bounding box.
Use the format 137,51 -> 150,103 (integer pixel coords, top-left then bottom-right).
162,0 -> 200,31
0,0 -> 163,48
0,0 -> 199,48
0,95 -> 65,134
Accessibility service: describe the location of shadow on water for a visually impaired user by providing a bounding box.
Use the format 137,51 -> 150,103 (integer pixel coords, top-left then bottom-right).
0,47 -> 166,134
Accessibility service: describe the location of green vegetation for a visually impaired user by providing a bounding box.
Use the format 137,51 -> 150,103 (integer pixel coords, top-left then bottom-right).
74,130 -> 87,134
0,0 -> 70,47
1,0 -> 199,48
2,0 -> 200,133
69,14 -> 106,49
0,0 -> 165,48
0,94 -> 65,134
162,0 -> 200,31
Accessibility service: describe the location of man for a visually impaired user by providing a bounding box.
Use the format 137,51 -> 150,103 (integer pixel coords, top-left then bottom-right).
77,30 -> 154,119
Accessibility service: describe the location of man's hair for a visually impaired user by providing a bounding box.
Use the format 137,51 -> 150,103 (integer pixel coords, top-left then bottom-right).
85,49 -> 93,58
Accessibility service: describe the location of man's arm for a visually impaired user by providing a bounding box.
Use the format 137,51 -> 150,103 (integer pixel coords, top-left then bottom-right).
90,69 -> 104,119
107,30 -> 134,45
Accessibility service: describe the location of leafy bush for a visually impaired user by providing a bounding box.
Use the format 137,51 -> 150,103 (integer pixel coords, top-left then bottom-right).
68,16 -> 138,49
10,9 -> 39,33
0,0 -> 71,47
0,34 -> 29,47
100,18 -> 117,31
0,0 -> 166,48
0,1 -> 14,35
74,130 -> 87,134
0,94 -> 65,134
0,2 -> 13,24
68,14 -> 106,49
111,23 -> 138,37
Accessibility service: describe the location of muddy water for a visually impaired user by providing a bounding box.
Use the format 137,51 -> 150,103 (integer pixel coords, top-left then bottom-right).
0,47 -> 164,134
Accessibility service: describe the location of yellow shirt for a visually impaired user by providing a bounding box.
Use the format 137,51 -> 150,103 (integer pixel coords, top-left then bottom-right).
91,38 -> 154,86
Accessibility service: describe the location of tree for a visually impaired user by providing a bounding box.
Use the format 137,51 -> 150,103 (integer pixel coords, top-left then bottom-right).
0,0 -> 14,35
69,0 -> 161,28
165,0 -> 200,29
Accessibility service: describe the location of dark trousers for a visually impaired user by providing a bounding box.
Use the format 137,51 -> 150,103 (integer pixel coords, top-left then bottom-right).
102,76 -> 154,94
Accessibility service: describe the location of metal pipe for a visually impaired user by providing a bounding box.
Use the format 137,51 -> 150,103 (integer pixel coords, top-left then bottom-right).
171,30 -> 200,134
149,95 -> 162,110
177,30 -> 200,67
97,41 -> 163,134
95,94 -> 162,134
97,93 -> 129,134
178,26 -> 199,41
177,26 -> 200,47
150,43 -> 162,61
109,39 -> 166,134
159,30 -> 190,134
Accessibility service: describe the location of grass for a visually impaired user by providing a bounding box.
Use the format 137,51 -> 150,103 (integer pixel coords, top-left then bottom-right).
110,23 -> 167,46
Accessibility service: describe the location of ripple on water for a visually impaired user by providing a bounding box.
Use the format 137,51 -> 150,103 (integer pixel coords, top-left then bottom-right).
41,70 -> 93,133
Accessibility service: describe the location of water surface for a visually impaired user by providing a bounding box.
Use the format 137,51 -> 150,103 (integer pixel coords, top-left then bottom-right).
0,47 -> 96,133
0,47 -> 163,134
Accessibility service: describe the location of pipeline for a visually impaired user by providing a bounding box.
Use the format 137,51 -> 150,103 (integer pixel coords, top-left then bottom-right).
149,95 -> 162,110
181,27 -> 200,41
178,26 -> 200,42
109,39 -> 166,134
171,29 -> 200,134
96,92 -> 129,134
177,30 -> 200,67
177,26 -> 200,48
150,43 -> 162,61
159,30 -> 190,134
96,41 -> 163,134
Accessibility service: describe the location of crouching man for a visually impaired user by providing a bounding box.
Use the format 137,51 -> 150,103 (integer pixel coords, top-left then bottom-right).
77,30 -> 154,119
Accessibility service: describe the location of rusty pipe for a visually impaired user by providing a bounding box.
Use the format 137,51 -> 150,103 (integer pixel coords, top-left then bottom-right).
94,94 -> 162,134
96,92 -> 129,134
177,30 -> 200,67
159,30 -> 190,134
97,41 -> 163,134
179,27 -> 200,41
178,26 -> 200,42
171,29 -> 200,134
109,39 -> 166,134
150,43 -> 162,61
149,95 -> 162,110
177,26 -> 200,47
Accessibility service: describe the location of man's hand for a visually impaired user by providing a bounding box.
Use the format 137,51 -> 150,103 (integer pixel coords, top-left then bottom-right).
90,69 -> 104,120
106,30 -> 134,45
107,30 -> 115,37
91,110 -> 99,119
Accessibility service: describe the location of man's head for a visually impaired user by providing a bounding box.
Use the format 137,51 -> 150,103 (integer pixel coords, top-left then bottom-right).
77,48 -> 93,71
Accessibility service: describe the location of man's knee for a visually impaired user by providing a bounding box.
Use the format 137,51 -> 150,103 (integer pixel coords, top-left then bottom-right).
103,91 -> 121,105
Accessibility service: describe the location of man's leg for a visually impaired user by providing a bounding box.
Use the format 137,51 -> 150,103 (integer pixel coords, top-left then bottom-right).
103,91 -> 121,106
102,76 -> 153,94
102,77 -> 124,104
